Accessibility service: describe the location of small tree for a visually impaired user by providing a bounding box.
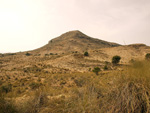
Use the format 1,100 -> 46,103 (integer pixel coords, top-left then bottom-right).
84,52 -> 89,56
93,67 -> 101,75
25,52 -> 31,56
112,55 -> 121,65
145,53 -> 150,60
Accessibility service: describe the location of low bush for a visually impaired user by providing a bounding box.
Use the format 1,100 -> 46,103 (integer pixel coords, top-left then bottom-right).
92,67 -> 101,75
112,55 -> 121,65
25,52 -> 31,56
84,52 -> 89,56
145,53 -> 150,60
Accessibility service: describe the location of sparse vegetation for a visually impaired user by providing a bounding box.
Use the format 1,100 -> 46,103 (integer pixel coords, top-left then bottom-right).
1,61 -> 150,112
92,67 -> 101,75
45,54 -> 49,56
102,60 -> 150,113
129,59 -> 135,63
0,95 -> 18,113
7,53 -> 16,56
25,52 -> 31,56
0,80 -> 3,85
103,65 -> 108,70
112,55 -> 121,65
0,84 -> 12,93
74,77 -> 86,87
29,82 -> 41,90
1,31 -> 150,113
89,68 -> 91,71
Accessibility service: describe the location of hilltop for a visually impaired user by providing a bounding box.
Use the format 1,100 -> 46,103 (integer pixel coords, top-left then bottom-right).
33,30 -> 120,55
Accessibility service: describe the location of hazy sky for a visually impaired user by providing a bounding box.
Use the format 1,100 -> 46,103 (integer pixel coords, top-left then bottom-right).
0,0 -> 150,53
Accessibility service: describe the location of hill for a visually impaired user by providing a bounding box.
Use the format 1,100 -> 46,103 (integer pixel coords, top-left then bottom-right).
1,30 -> 150,113
1,31 -> 150,73
33,30 -> 120,55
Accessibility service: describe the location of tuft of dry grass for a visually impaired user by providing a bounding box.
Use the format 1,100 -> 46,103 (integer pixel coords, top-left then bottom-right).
0,94 -> 17,113
101,60 -> 150,113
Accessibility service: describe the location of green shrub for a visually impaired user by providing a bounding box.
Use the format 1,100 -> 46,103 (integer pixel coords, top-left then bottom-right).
112,55 -> 121,65
145,53 -> 150,60
84,52 -> 89,56
50,53 -> 54,55
92,67 -> 101,75
25,52 -> 31,56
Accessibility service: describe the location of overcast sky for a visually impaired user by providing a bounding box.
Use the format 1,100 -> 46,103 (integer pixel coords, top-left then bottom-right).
0,0 -> 150,53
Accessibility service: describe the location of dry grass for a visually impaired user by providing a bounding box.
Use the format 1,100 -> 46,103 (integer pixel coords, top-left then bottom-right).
101,60 -> 150,113
0,94 -> 17,113
1,60 -> 150,113
1,30 -> 150,113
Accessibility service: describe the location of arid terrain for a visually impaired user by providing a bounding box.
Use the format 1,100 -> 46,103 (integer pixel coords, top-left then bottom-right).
1,31 -> 150,73
1,31 -> 150,113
